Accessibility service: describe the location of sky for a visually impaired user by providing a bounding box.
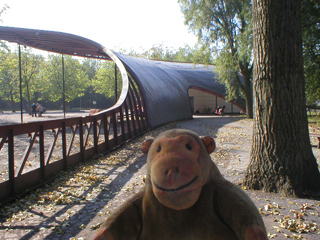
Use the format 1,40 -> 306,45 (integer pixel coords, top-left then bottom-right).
1,0 -> 198,53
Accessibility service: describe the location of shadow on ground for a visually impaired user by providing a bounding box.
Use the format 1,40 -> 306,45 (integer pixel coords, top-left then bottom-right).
3,116 -> 318,239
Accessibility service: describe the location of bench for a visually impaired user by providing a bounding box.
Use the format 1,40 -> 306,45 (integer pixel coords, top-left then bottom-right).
310,133 -> 320,149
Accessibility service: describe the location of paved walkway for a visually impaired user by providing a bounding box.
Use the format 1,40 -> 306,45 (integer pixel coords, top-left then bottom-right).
0,116 -> 319,240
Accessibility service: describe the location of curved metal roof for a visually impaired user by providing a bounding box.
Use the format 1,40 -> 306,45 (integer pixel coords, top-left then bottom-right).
0,26 -> 245,128
0,26 -> 111,60
115,54 -> 244,127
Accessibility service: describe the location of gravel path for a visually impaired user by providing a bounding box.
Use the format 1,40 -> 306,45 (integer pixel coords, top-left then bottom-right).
0,115 -> 319,240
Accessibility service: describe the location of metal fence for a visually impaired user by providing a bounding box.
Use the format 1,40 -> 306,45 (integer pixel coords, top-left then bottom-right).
0,75 -> 148,205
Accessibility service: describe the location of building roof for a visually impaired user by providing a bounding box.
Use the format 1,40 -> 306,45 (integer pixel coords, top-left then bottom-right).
116,54 -> 234,126
0,26 -> 111,60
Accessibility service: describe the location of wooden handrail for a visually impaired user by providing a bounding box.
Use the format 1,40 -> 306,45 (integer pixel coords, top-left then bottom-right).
0,52 -> 149,205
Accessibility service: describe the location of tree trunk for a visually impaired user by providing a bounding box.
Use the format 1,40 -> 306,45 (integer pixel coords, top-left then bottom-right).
9,90 -> 16,112
243,0 -> 320,197
244,74 -> 253,119
239,60 -> 254,119
26,81 -> 32,114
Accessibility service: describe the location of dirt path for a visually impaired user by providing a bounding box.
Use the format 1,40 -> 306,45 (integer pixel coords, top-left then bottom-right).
0,111 -> 92,182
0,111 -> 89,126
0,115 -> 319,240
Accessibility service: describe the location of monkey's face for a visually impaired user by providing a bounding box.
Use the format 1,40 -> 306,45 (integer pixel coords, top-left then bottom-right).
143,130 -> 214,210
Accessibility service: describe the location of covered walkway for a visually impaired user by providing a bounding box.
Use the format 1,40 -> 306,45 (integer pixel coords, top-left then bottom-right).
115,54 -> 245,126
0,26 -> 245,127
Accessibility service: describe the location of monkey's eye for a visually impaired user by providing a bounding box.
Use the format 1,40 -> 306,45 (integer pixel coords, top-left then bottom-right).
157,146 -> 161,152
186,143 -> 192,150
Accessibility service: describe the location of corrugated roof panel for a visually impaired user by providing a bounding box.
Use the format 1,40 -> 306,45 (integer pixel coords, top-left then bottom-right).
0,26 -> 111,60
116,54 -> 242,127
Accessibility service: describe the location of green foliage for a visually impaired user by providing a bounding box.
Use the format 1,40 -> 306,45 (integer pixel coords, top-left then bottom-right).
304,57 -> 320,105
0,46 -> 46,111
0,44 -> 119,109
301,0 -> 320,104
0,49 -> 19,102
144,44 -> 176,61
214,50 -> 239,100
81,58 -> 100,80
178,0 -> 319,107
91,61 -> 121,99
178,0 -> 254,117
20,47 -> 45,105
41,55 -> 89,103
120,43 -> 213,64
0,4 -> 9,22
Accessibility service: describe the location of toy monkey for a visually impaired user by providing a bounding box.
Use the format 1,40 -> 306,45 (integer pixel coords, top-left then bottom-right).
94,129 -> 267,240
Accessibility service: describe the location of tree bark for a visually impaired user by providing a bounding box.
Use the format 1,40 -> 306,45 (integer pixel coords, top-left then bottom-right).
244,74 -> 253,119
243,0 -> 320,197
239,60 -> 254,119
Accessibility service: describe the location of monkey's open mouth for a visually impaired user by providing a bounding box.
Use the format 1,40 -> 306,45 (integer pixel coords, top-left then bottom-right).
153,176 -> 199,192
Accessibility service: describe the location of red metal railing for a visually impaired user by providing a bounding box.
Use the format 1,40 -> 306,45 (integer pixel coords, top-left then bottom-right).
0,62 -> 148,205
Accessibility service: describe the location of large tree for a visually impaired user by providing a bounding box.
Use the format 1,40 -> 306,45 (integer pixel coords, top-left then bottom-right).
20,47 -> 44,111
179,0 -> 254,118
91,61 -> 121,100
0,49 -> 19,111
243,0 -> 320,197
0,46 -> 44,112
41,54 -> 89,104
122,44 -> 213,64
144,44 -> 214,64
0,4 -> 15,111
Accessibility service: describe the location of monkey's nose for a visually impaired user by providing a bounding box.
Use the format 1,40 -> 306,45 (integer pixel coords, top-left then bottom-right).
166,168 -> 180,187
165,168 -> 179,175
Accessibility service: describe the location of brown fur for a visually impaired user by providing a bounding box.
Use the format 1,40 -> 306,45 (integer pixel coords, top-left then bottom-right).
94,129 -> 267,240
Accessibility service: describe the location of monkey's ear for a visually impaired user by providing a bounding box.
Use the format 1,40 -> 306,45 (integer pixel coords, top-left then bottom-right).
201,136 -> 216,154
141,138 -> 154,154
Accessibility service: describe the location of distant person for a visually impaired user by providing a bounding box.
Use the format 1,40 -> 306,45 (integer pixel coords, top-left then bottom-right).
37,104 -> 44,117
219,106 -> 226,115
31,103 -> 37,117
216,106 -> 220,115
